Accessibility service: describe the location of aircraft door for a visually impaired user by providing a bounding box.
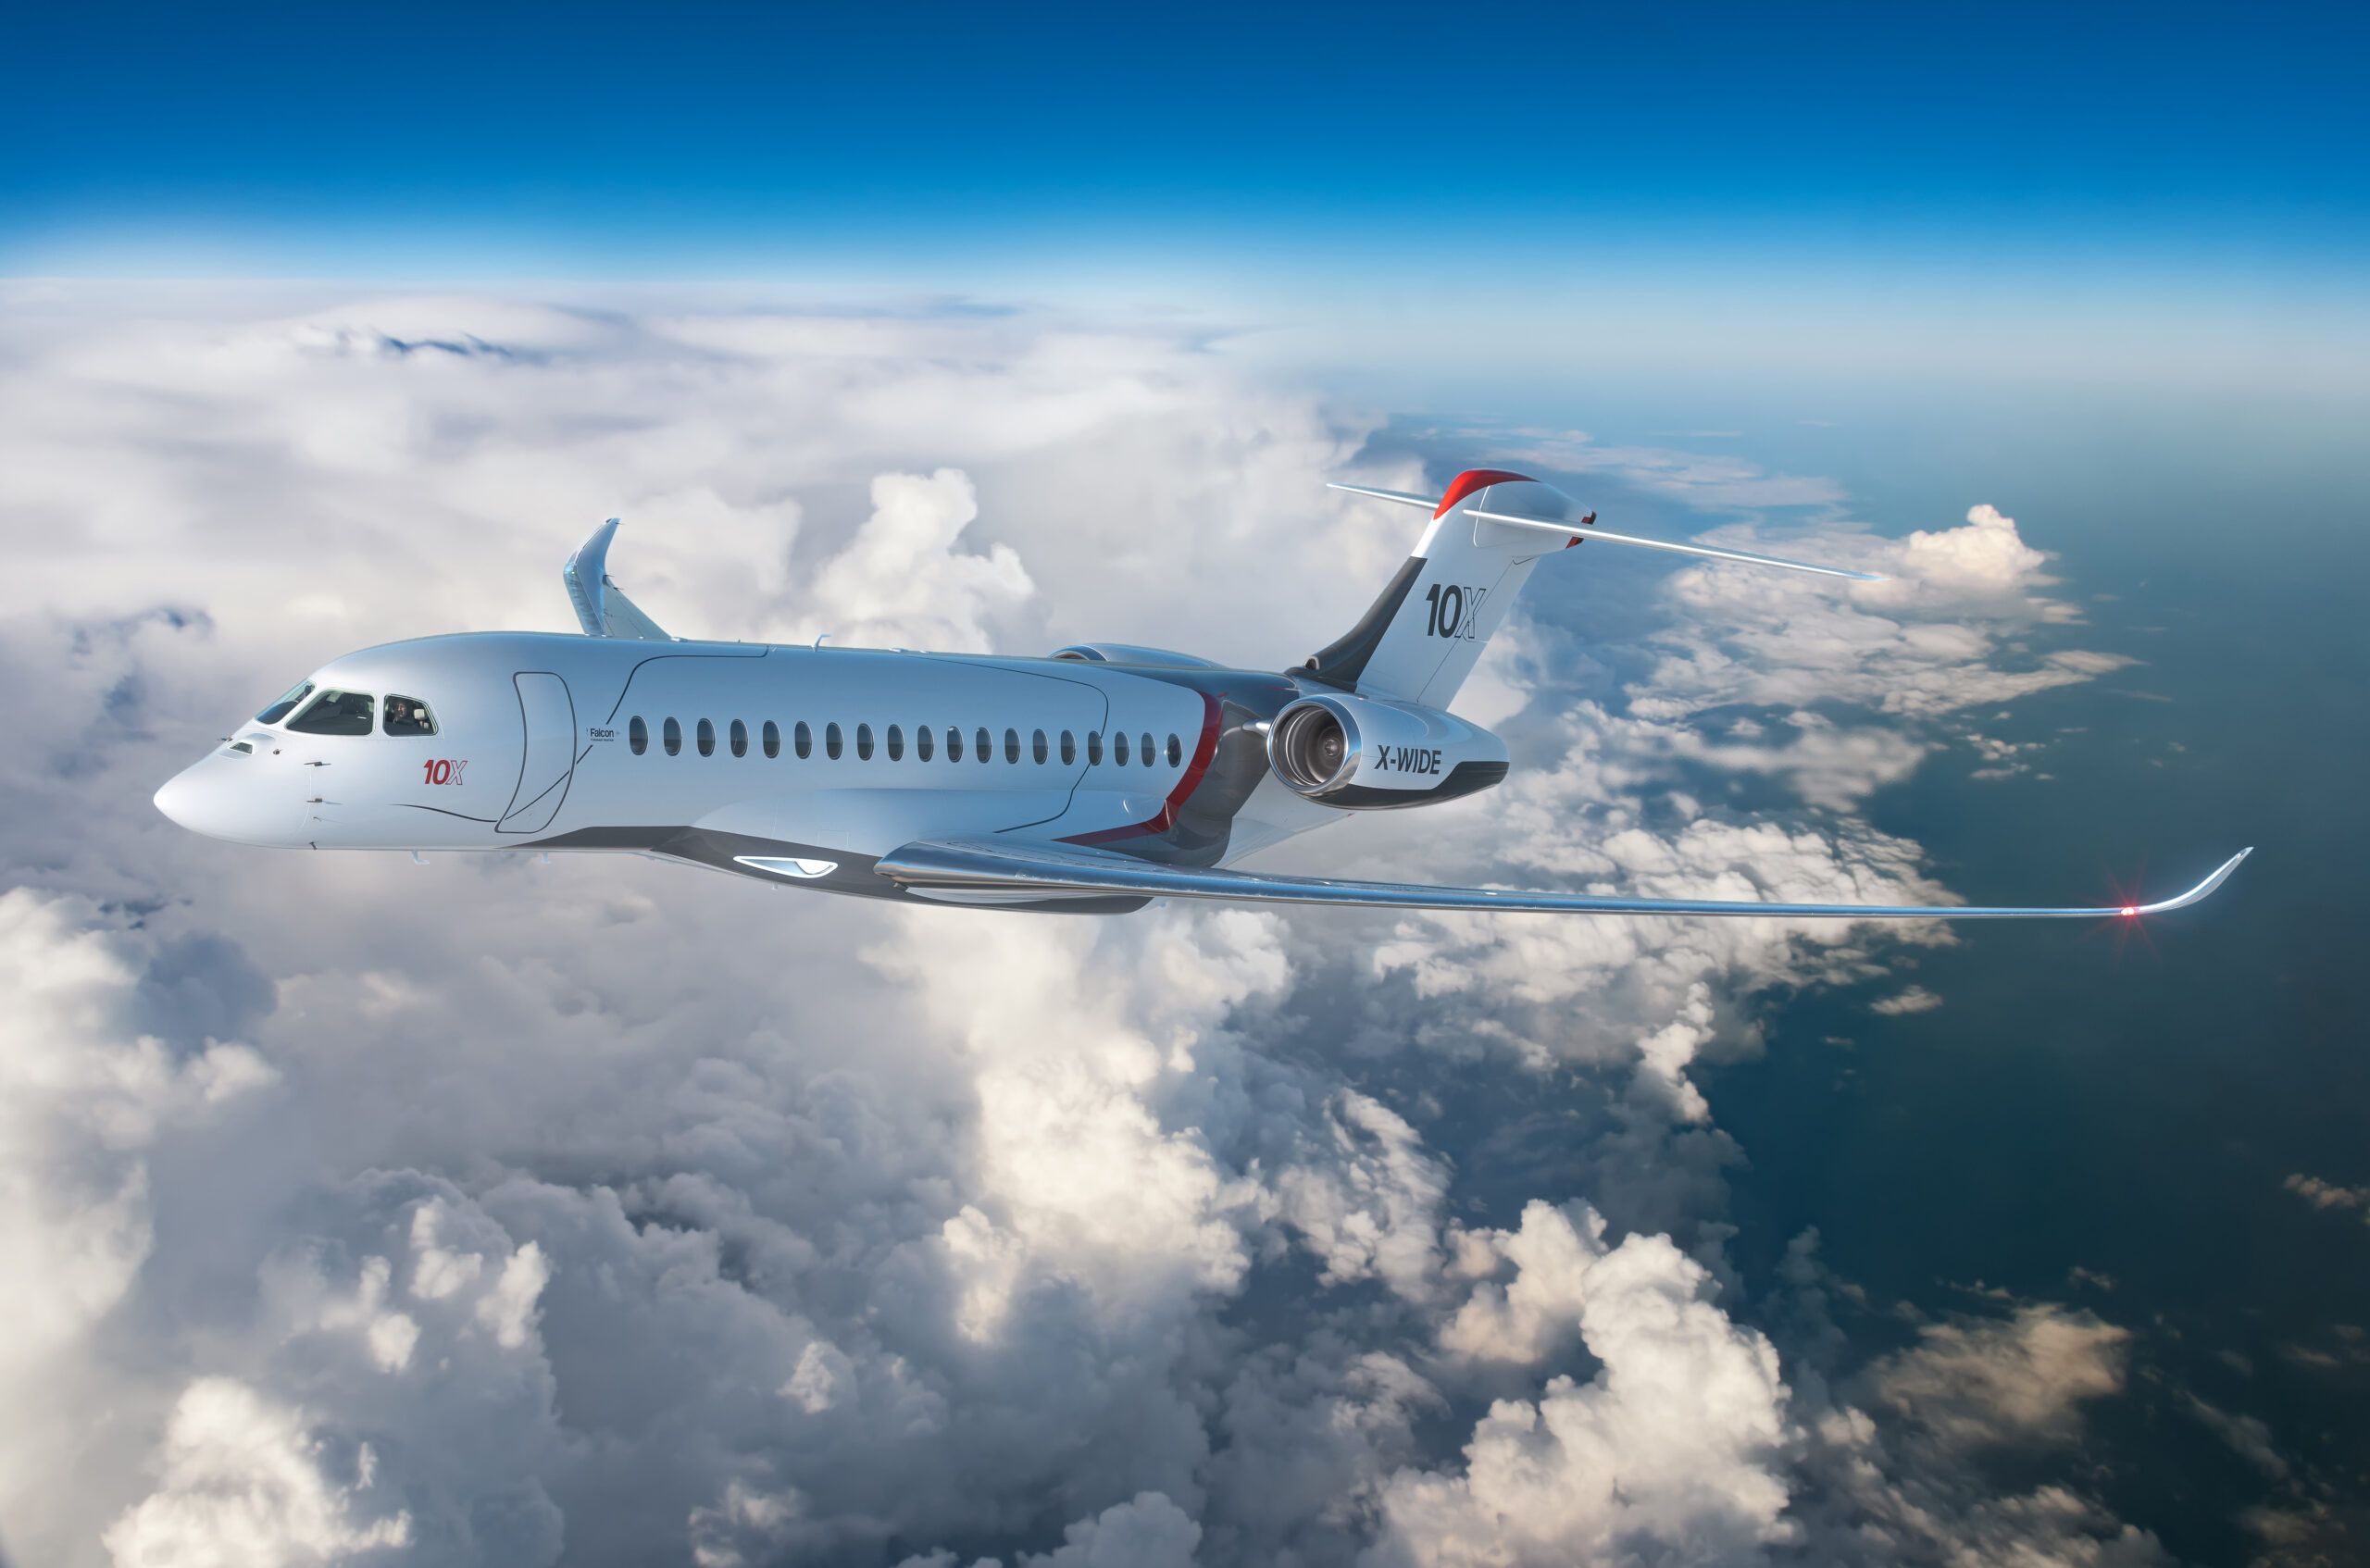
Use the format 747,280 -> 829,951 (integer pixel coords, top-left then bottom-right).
498,671 -> 576,834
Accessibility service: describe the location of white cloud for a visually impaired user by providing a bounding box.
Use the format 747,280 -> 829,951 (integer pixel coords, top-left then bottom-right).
0,890 -> 280,1566
1630,505 -> 2128,722
101,1378 -> 414,1568
793,467 -> 1034,652
1276,1090 -> 1453,1301
1020,1491 -> 1203,1568
1372,1203 -> 1795,1567
1871,1304 -> 2130,1452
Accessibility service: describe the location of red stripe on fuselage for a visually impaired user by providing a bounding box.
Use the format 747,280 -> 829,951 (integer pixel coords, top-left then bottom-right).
1432,467 -> 1535,519
1059,691 -> 1223,847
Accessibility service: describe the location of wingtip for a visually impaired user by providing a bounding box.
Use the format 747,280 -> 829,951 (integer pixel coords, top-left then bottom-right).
2143,847 -> 2254,913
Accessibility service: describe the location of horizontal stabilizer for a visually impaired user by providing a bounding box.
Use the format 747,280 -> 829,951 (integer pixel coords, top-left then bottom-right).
1462,507 -> 1884,581
1325,480 -> 1439,509
564,518 -> 674,641
878,838 -> 2252,920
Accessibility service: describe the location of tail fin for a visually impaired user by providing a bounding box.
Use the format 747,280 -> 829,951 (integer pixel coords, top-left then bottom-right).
1307,470 -> 1578,706
1313,468 -> 1880,707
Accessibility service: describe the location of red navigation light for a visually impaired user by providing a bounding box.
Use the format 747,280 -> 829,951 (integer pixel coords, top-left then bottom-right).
2121,904 -> 2139,917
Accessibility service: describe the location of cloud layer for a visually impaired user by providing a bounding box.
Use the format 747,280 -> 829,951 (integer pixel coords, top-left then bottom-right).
0,287 -> 2168,1566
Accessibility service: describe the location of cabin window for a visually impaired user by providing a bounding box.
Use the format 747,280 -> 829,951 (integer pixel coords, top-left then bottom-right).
825,722 -> 843,760
256,681 -> 313,725
1031,728 -> 1049,765
697,718 -> 716,757
664,717 -> 682,756
1166,733 -> 1183,766
382,694 -> 436,736
855,723 -> 875,761
762,720 -> 780,759
730,719 -> 748,758
1004,728 -> 1020,764
917,725 -> 935,762
1114,730 -> 1131,766
794,720 -> 813,759
887,724 -> 904,762
947,726 -> 965,762
287,689 -> 376,737
1137,732 -> 1153,767
975,727 -> 992,764
629,716 -> 649,755
1088,731 -> 1104,765
1060,730 -> 1077,765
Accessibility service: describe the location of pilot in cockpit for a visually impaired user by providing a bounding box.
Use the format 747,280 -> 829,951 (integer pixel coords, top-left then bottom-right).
382,696 -> 435,736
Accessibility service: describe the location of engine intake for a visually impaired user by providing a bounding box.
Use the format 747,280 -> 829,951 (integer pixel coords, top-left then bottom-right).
1272,702 -> 1355,791
1266,692 -> 1508,810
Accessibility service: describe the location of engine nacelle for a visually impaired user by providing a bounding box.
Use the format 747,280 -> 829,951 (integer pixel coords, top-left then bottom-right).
1050,643 -> 1221,669
1266,693 -> 1509,810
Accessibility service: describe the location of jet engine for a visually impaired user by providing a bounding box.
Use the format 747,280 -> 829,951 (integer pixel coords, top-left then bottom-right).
1266,692 -> 1508,810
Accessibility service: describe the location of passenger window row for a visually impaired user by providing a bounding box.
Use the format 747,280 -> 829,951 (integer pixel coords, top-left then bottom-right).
625,716 -> 1185,769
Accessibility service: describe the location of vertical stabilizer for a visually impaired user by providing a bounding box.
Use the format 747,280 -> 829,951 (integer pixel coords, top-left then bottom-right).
1308,470 -> 1585,706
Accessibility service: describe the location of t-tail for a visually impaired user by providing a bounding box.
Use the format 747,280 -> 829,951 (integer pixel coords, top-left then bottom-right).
1312,469 -> 1882,706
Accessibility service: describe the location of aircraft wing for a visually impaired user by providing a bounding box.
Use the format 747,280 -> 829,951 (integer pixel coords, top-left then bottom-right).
874,837 -> 2251,920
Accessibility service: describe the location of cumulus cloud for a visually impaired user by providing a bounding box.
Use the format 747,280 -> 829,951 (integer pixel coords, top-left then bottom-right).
1372,1203 -> 1794,1567
794,468 -> 1034,653
1018,1491 -> 1203,1568
0,286 -> 2180,1567
1631,504 -> 2127,722
101,1378 -> 415,1568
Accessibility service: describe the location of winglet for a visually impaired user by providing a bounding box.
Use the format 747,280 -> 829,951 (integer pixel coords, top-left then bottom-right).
2134,847 -> 2252,915
563,518 -> 673,641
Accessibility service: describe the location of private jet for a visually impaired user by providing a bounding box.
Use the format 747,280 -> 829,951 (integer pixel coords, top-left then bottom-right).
154,470 -> 2249,918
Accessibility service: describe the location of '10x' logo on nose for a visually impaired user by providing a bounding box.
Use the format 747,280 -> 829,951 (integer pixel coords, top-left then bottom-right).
420,759 -> 468,786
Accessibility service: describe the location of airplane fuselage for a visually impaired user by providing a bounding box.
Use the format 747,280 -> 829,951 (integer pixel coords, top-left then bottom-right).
157,631 -> 1349,910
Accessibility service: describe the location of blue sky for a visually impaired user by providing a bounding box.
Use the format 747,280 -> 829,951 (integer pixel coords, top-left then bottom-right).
9,0 -> 2364,287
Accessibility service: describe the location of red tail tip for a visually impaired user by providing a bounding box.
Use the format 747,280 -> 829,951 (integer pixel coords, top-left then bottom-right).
1433,468 -> 1536,518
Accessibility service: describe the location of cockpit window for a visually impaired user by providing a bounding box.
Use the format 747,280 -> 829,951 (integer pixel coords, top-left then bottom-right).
286,688 -> 376,736
383,695 -> 437,736
256,681 -> 314,725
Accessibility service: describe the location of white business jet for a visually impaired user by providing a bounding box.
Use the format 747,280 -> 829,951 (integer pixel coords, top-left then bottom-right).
154,470 -> 2248,919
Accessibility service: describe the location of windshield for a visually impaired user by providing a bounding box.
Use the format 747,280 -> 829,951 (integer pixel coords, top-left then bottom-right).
286,688 -> 376,737
256,680 -> 314,725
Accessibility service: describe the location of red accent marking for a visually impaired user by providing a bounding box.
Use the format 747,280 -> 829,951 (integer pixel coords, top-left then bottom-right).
1562,511 -> 1598,549
1432,467 -> 1535,519
1059,692 -> 1223,847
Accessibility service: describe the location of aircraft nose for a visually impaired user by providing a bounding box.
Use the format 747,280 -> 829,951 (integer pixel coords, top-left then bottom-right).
154,756 -> 299,846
